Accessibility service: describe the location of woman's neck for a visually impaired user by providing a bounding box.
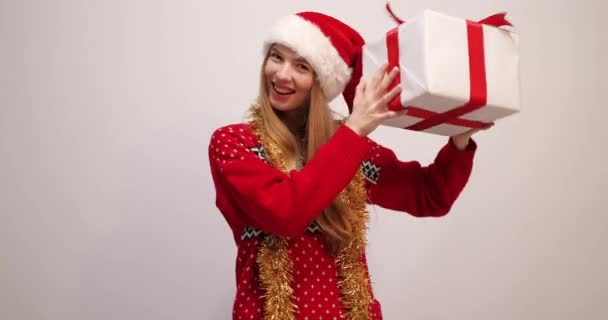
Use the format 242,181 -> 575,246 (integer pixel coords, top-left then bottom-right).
276,106 -> 308,141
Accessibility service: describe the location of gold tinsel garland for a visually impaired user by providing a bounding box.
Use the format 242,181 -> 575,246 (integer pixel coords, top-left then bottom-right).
249,105 -> 373,319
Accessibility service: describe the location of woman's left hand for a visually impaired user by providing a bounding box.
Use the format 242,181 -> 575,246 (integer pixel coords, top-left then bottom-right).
451,123 -> 494,151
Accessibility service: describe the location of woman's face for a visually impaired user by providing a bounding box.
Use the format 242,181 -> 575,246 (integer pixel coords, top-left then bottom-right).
264,44 -> 315,113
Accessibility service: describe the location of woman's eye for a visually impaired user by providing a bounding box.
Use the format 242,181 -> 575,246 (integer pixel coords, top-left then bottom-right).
270,53 -> 282,60
297,64 -> 309,71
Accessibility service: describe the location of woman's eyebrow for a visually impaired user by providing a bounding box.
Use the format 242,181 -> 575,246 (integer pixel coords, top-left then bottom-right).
271,47 -> 309,65
294,57 -> 310,64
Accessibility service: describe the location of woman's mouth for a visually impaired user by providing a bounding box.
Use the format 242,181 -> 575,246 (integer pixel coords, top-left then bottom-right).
273,83 -> 296,95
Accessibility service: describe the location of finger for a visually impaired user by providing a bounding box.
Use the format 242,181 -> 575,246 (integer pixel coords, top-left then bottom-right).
382,108 -> 408,119
377,66 -> 400,93
380,84 -> 402,106
463,123 -> 493,137
370,62 -> 388,89
356,78 -> 366,95
352,79 -> 366,107
466,128 -> 481,136
482,122 -> 495,130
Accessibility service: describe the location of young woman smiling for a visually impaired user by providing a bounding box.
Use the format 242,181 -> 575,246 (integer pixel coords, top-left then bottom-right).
209,11 -> 486,320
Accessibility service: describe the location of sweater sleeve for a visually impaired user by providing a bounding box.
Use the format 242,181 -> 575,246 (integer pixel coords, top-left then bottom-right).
365,138 -> 477,217
209,124 -> 373,238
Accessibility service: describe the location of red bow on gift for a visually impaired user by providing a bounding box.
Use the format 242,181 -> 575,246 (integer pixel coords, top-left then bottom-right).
386,2 -> 512,28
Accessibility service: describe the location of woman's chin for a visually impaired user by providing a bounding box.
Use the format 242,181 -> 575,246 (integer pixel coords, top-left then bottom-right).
270,100 -> 297,112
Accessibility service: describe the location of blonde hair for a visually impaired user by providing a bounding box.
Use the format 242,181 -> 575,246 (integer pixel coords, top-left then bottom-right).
256,50 -> 358,255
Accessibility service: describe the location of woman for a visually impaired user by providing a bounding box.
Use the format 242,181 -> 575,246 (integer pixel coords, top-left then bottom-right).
209,11 -> 486,320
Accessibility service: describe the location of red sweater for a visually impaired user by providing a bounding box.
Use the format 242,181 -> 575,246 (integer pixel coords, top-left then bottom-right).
209,123 -> 476,319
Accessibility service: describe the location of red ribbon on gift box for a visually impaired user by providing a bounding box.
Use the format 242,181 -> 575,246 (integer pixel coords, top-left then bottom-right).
384,4 -> 512,131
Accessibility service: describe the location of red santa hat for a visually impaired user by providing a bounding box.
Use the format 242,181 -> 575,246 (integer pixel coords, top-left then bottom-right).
263,11 -> 365,110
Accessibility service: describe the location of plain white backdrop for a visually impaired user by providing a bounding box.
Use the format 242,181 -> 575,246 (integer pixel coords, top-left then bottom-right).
1,0 -> 606,319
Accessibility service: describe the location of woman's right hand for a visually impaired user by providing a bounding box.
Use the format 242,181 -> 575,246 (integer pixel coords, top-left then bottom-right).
345,63 -> 405,137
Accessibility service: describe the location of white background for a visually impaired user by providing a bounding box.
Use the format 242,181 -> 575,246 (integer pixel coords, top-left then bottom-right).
1,0 -> 606,319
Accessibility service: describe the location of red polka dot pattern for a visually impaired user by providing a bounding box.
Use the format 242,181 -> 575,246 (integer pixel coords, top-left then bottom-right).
231,232 -> 382,319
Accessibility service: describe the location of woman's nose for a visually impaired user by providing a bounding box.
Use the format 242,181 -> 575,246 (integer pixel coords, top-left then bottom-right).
275,64 -> 293,81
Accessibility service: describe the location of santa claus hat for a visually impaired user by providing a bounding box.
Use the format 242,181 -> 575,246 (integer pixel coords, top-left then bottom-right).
263,12 -> 365,109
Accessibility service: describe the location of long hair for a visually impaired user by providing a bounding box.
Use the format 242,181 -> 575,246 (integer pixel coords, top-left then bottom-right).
256,50 -> 358,255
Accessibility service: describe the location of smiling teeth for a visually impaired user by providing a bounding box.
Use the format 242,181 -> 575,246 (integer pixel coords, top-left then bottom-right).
274,84 -> 294,94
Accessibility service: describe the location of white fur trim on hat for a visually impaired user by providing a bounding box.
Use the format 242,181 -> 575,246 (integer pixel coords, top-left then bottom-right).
263,14 -> 352,101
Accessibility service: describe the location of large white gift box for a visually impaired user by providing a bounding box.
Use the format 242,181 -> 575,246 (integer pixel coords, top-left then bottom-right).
362,9 -> 520,136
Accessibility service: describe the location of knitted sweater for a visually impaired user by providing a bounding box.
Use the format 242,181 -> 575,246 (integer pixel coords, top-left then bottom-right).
209,123 -> 476,319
